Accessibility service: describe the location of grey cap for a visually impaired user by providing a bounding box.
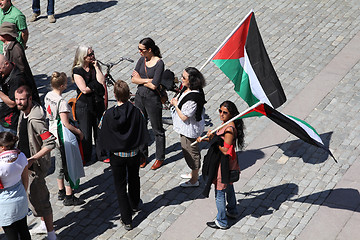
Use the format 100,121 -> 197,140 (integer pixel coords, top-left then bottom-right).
0,22 -> 18,39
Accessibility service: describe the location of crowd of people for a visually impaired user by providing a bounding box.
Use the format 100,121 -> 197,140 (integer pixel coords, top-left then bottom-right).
0,0 -> 246,238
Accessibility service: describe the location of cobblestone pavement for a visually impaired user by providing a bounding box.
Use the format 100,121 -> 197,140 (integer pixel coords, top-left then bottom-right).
1,0 -> 360,239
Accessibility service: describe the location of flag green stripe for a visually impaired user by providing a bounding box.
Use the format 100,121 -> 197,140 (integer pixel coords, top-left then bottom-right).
212,59 -> 259,106
288,115 -> 320,136
287,115 -> 323,144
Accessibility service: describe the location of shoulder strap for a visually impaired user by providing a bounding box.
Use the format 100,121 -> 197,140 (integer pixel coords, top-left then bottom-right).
77,92 -> 82,100
144,59 -> 149,78
217,125 -> 236,136
55,99 -> 65,120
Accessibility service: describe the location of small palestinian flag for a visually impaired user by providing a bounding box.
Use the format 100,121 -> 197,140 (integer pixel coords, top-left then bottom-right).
212,10 -> 286,109
239,102 -> 337,162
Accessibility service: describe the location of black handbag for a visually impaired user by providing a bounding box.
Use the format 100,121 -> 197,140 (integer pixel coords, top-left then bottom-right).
229,170 -> 240,182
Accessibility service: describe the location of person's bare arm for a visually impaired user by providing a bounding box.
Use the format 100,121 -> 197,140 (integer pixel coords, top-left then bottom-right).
27,147 -> 52,167
74,74 -> 92,94
21,166 -> 29,190
131,70 -> 156,90
60,112 -> 84,140
93,61 -> 105,85
21,29 -> 29,47
0,91 -> 16,108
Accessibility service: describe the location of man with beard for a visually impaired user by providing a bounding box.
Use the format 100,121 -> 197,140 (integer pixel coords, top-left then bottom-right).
15,85 -> 57,240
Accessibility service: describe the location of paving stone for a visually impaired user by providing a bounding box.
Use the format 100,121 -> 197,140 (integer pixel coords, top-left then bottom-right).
1,0 -> 359,239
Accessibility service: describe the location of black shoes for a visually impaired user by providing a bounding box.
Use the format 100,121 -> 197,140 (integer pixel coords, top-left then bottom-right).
120,219 -> 133,231
63,195 -> 85,206
206,221 -> 229,230
132,199 -> 143,214
58,189 -> 65,200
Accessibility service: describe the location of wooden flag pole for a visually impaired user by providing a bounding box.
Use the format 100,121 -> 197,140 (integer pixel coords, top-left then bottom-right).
190,101 -> 262,146
198,9 -> 254,72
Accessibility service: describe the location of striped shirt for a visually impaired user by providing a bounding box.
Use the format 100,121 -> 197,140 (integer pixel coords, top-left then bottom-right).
113,148 -> 139,158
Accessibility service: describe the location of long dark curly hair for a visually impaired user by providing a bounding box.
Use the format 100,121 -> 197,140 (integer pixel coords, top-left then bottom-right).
220,100 -> 245,149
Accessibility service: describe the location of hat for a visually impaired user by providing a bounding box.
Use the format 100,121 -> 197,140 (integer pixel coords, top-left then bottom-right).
0,22 -> 18,39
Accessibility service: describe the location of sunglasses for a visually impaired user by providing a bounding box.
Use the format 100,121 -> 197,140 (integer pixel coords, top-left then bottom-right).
219,109 -> 229,115
138,47 -> 147,52
87,51 -> 94,57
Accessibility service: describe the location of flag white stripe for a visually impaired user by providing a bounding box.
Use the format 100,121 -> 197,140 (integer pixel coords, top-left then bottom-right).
282,113 -> 324,145
242,50 -> 273,107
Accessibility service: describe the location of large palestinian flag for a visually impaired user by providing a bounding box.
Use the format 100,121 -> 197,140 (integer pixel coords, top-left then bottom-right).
239,102 -> 337,162
212,10 -> 286,109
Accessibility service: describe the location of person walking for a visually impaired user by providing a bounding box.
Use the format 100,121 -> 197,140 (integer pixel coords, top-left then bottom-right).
131,37 -> 165,170
170,67 -> 206,187
97,80 -> 149,230
0,132 -> 31,240
198,100 -> 244,230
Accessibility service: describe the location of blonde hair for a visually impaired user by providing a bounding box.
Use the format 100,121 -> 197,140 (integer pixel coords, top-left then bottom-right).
72,45 -> 91,69
50,72 -> 67,90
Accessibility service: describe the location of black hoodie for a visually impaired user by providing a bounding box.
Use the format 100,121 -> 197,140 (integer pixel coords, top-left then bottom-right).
97,101 -> 149,156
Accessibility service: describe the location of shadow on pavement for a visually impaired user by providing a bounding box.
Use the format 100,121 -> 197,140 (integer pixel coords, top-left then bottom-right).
33,73 -> 50,102
160,142 -> 182,166
54,166 -> 121,239
291,188 -> 360,212
232,183 -> 299,225
238,149 -> 265,171
54,1 -> 118,20
279,132 -> 334,164
257,132 -> 334,164
230,184 -> 360,228
132,185 -> 206,228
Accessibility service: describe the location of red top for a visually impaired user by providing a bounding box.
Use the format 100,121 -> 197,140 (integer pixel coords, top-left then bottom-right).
214,124 -> 240,190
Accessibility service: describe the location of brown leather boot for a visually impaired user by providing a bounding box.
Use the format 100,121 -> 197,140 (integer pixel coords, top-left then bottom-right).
150,160 -> 164,170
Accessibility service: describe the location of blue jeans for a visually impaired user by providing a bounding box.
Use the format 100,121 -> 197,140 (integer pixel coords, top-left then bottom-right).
32,0 -> 55,15
215,184 -> 238,227
0,124 -> 16,135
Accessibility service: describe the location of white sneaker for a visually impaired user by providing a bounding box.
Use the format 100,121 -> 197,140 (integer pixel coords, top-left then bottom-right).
180,173 -> 191,179
180,180 -> 199,188
30,224 -> 47,235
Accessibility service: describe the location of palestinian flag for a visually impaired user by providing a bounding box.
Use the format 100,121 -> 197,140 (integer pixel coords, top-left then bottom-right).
239,102 -> 337,162
212,10 -> 286,109
57,120 -> 85,189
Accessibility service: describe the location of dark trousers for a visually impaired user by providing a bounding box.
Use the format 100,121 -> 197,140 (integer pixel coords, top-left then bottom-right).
76,104 -> 98,163
135,93 -> 165,160
32,0 -> 55,15
2,216 -> 31,240
110,154 -> 140,225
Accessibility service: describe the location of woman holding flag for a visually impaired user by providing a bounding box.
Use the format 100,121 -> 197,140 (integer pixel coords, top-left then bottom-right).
198,100 -> 244,229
